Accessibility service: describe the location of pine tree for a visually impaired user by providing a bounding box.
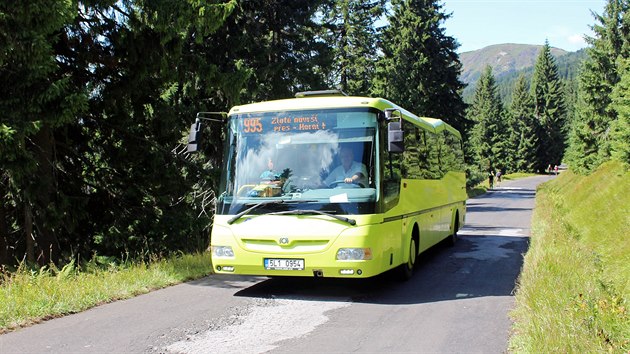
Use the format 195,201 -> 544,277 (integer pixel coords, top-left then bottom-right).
322,0 -> 385,95
373,0 -> 466,132
531,41 -> 567,172
566,0 -> 629,173
0,0 -> 83,264
0,0 -> 241,265
215,0 -> 331,102
563,78 -> 580,131
70,1 -> 239,258
468,66 -> 507,172
507,75 -> 538,172
609,57 -> 630,164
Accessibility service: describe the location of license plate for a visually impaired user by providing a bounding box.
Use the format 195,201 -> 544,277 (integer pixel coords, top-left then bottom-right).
264,258 -> 305,270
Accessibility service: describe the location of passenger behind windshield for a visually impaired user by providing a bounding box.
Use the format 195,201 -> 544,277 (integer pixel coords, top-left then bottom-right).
246,157 -> 286,198
259,157 -> 281,185
323,146 -> 367,187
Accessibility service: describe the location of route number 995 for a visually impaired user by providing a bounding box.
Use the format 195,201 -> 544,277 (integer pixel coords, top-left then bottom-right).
243,118 -> 262,133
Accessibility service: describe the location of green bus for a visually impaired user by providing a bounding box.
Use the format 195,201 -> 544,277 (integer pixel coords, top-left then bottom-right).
191,90 -> 466,279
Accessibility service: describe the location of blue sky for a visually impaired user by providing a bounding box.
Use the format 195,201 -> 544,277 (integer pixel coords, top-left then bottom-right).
441,0 -> 607,53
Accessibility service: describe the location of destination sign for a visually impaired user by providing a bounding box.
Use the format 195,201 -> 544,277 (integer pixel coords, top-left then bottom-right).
240,114 -> 332,134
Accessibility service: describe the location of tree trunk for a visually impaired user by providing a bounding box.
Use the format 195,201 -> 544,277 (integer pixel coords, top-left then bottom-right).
24,202 -> 35,264
0,196 -> 8,266
31,125 -> 60,265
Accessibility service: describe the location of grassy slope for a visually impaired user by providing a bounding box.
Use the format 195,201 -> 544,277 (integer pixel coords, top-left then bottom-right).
0,253 -> 213,333
510,161 -> 629,352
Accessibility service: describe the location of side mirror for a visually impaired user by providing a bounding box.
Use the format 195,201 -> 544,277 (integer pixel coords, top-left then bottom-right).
187,112 -> 227,153
187,120 -> 202,153
388,121 -> 404,153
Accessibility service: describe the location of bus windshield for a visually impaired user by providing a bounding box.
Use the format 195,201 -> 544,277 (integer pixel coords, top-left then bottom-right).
217,108 -> 378,215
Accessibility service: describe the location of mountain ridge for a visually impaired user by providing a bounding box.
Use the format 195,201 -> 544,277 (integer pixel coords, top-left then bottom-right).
459,43 -> 569,84
459,43 -> 586,103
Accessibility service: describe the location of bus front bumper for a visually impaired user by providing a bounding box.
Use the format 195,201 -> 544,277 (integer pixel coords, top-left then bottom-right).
211,253 -> 384,278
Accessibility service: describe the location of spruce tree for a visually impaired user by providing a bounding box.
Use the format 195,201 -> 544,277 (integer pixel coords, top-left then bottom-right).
72,1 -> 240,258
373,0 -> 466,132
566,0 -> 629,173
0,0 -> 83,264
507,75 -> 538,172
531,41 -> 567,172
0,0 -> 241,265
609,57 -> 630,164
218,0 -> 332,102
468,66 -> 507,172
322,0 -> 385,95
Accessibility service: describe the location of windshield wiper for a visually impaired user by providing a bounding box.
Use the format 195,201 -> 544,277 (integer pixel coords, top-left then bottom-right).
268,209 -> 356,226
227,200 -> 285,225
227,199 -> 318,224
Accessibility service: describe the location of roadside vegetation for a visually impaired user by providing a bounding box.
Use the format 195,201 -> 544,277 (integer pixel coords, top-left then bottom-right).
510,161 -> 629,352
0,252 -> 213,333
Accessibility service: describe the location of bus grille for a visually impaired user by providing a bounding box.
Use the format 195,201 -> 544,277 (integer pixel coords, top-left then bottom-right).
240,239 -> 330,253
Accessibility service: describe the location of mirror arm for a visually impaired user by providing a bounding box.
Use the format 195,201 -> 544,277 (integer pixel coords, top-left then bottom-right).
187,112 -> 227,153
384,108 -> 402,122
196,112 -> 227,123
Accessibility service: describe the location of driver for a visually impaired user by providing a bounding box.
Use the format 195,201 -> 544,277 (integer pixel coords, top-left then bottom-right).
323,146 -> 367,187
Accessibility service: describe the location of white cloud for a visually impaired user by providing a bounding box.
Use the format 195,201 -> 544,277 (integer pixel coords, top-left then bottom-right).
544,25 -> 591,51
568,33 -> 586,45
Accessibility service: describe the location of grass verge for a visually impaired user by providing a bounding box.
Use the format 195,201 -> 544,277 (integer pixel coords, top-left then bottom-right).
0,252 -> 213,333
509,161 -> 629,352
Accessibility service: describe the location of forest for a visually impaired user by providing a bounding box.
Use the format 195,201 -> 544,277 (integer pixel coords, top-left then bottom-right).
0,0 -> 628,267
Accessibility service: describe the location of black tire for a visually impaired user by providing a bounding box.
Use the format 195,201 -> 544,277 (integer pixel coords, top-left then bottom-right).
398,237 -> 417,281
447,216 -> 459,247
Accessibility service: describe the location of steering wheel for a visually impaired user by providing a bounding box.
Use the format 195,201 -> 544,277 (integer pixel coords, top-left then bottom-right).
327,179 -> 365,188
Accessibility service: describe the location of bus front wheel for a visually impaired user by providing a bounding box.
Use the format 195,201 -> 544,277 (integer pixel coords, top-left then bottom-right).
398,237 -> 417,281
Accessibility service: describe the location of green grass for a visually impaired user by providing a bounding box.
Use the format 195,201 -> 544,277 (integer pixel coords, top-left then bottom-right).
0,252 -> 213,333
510,161 -> 630,352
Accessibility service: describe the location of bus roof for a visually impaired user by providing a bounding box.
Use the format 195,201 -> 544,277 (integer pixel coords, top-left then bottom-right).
228,95 -> 461,139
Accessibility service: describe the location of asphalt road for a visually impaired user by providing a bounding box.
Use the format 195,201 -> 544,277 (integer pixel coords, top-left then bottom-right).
0,175 -> 554,354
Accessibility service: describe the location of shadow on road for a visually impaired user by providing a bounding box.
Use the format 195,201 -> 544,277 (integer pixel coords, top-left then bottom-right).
229,232 -> 528,306
187,274 -> 269,289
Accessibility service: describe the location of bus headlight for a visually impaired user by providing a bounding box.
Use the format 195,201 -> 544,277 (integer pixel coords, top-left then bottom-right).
212,246 -> 235,258
336,248 -> 372,261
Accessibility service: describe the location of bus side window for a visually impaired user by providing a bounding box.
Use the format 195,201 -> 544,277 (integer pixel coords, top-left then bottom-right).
442,131 -> 465,172
424,130 -> 444,179
440,131 -> 453,174
418,129 -> 430,179
401,122 -> 421,179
